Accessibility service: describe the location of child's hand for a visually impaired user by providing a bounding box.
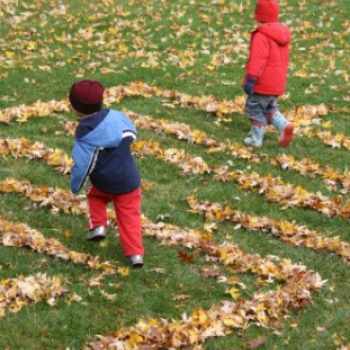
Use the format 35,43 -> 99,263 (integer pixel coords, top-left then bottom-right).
243,77 -> 257,95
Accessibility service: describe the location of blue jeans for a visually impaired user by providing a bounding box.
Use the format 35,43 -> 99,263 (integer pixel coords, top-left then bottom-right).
245,93 -> 279,126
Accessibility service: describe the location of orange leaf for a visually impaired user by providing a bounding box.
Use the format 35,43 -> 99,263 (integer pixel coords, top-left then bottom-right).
178,250 -> 194,264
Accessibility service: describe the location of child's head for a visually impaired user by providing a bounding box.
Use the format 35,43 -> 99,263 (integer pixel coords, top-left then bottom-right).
69,79 -> 104,116
254,0 -> 279,23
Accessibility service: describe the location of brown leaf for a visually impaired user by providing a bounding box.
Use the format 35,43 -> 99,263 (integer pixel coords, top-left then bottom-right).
198,266 -> 221,278
173,294 -> 189,301
178,250 -> 194,264
247,337 -> 265,349
150,267 -> 166,274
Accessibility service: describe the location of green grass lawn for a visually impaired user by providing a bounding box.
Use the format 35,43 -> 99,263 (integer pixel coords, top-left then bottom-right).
0,0 -> 350,349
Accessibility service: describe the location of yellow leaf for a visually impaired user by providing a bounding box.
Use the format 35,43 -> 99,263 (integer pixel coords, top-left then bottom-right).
5,51 -> 15,58
321,120 -> 333,129
128,333 -> 144,346
117,267 -> 130,276
223,317 -> 238,327
225,287 -> 240,300
99,240 -> 108,247
63,231 -> 73,238
27,41 -> 37,51
226,277 -> 240,285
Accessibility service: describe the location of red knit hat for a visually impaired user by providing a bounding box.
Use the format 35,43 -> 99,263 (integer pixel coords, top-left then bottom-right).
69,79 -> 104,114
255,0 -> 279,23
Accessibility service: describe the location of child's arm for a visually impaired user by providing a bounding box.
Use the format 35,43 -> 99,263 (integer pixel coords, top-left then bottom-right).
70,140 -> 96,194
243,76 -> 257,95
246,32 -> 270,80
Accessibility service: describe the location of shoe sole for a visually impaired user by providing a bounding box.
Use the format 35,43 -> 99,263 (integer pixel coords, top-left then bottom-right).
132,263 -> 144,268
278,124 -> 294,147
244,139 -> 262,148
126,256 -> 144,267
86,234 -> 106,242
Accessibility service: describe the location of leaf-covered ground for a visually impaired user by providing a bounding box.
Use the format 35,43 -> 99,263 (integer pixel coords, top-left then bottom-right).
0,0 -> 350,349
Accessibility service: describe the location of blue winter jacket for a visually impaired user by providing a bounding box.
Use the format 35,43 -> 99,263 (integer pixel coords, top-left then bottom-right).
70,109 -> 141,194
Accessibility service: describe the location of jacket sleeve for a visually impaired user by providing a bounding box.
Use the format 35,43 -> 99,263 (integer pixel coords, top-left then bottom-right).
70,140 -> 96,194
245,32 -> 270,78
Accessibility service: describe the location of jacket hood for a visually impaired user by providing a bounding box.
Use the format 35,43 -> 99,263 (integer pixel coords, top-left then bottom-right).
80,110 -> 136,148
257,22 -> 291,46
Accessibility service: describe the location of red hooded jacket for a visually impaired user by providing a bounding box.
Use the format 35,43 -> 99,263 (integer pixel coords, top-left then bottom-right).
243,22 -> 291,96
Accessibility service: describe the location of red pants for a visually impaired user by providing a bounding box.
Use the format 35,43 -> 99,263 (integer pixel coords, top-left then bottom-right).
86,185 -> 144,257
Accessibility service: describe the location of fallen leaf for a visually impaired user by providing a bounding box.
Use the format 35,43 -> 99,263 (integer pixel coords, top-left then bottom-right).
117,267 -> 130,277
247,337 -> 265,349
178,250 -> 194,264
151,267 -> 166,274
173,294 -> 189,301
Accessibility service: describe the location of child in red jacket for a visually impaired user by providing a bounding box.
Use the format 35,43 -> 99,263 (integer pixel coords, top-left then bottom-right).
242,0 -> 294,148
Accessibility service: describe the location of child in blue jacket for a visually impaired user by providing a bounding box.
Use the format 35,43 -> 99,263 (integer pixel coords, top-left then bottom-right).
69,79 -> 144,267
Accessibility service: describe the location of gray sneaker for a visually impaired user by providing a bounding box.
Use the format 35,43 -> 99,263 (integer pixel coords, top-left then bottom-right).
243,136 -> 262,148
127,255 -> 144,268
243,125 -> 265,148
86,226 -> 107,241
